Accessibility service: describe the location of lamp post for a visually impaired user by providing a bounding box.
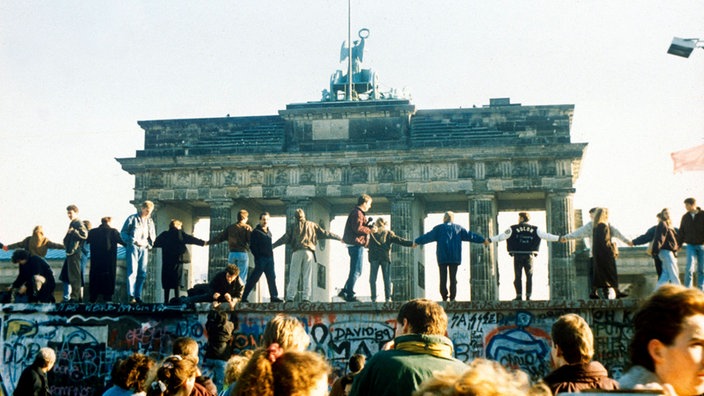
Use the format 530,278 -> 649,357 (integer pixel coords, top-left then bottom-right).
667,37 -> 703,58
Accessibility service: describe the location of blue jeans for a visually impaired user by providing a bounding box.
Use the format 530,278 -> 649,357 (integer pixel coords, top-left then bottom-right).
343,246 -> 364,297
684,244 -> 704,289
657,250 -> 681,288
228,252 -> 249,283
204,358 -> 227,391
242,256 -> 279,301
126,245 -> 149,301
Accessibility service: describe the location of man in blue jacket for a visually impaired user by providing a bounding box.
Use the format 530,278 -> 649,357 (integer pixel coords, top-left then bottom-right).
415,211 -> 485,302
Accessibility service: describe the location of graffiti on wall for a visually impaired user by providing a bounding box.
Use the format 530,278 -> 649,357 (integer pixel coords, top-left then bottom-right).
1,302 -> 635,395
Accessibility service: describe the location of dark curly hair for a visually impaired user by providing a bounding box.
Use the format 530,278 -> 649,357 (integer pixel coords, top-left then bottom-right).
111,353 -> 155,392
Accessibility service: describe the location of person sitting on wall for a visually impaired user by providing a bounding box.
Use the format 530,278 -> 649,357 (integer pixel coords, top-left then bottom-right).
180,264 -> 244,310
7,249 -> 56,303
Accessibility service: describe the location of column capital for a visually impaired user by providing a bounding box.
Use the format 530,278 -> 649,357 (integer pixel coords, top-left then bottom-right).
387,193 -> 416,203
546,189 -> 576,197
205,198 -> 234,208
466,193 -> 495,201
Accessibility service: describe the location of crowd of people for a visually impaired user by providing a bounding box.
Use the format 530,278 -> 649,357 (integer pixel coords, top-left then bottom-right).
1,195 -> 702,304
12,288 -> 704,395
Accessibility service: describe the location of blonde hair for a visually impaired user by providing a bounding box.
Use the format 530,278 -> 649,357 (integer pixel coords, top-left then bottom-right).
224,354 -> 251,387
232,350 -> 329,396
375,217 -> 387,229
28,225 -> 48,256
262,314 -> 310,351
593,208 -> 609,225
414,358 -> 550,396
551,314 -> 594,364
659,208 -> 672,228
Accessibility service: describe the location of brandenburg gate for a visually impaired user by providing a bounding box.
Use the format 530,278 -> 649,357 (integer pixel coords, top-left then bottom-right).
117,97 -> 586,303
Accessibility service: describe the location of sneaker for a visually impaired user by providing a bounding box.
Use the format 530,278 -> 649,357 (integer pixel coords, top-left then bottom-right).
513,296 -> 522,301
129,298 -> 137,304
616,291 -> 629,299
344,296 -> 360,302
271,298 -> 283,303
135,297 -> 143,304
337,290 -> 347,299
588,291 -> 599,300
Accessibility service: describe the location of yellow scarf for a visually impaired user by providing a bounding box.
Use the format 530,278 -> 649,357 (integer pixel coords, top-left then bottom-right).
394,335 -> 454,359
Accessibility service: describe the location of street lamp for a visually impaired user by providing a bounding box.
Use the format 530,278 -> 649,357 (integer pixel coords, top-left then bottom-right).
667,37 -> 703,58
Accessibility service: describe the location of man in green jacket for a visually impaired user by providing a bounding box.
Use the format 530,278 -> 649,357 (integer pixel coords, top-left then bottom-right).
349,299 -> 467,396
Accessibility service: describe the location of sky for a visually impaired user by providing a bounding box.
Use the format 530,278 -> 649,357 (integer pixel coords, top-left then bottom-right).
1,1 -> 703,301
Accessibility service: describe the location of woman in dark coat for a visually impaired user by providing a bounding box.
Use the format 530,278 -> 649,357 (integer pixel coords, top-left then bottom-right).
154,219 -> 207,303
87,217 -> 125,303
592,208 -> 619,299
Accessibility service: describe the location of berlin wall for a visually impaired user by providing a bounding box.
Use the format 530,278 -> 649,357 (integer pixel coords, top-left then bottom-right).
1,299 -> 636,395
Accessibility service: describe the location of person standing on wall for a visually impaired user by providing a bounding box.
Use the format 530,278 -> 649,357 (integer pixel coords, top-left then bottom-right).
652,208 -> 681,289
367,217 -> 415,303
6,225 -> 64,258
242,212 -> 283,303
632,212 -> 666,282
121,200 -> 156,304
414,211 -> 485,302
87,216 -> 125,303
485,212 -> 559,301
154,219 -> 207,303
560,207 -> 632,298
209,209 -> 253,284
590,208 -> 621,299
678,197 -> 704,289
340,194 -> 374,303
60,204 -> 88,302
273,208 -> 341,302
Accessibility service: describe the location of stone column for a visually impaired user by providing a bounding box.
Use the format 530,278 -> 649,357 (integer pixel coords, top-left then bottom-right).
547,191 -> 576,300
468,194 -> 497,301
207,199 -> 233,280
282,198 -> 311,301
389,194 -> 418,301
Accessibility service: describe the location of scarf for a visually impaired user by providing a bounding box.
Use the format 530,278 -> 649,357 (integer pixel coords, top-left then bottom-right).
393,334 -> 455,359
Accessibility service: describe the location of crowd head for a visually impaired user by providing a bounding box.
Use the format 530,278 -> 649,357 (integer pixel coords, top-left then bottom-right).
148,355 -> 198,396
629,284 -> 704,396
397,298 -> 448,336
110,353 -> 155,393
550,313 -> 594,365
413,358 -> 550,396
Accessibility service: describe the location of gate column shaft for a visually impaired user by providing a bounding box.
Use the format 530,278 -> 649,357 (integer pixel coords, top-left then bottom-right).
547,191 -> 576,300
389,194 -> 420,301
207,200 -> 233,280
468,195 -> 497,301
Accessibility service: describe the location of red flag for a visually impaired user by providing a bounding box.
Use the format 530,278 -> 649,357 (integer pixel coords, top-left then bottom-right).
671,144 -> 704,173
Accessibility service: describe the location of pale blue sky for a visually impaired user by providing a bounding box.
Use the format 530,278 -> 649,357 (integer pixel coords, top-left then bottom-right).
1,1 -> 703,299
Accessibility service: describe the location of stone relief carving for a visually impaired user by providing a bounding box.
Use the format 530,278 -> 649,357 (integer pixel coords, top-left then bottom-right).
300,167 -> 315,184
275,169 -> 288,185
350,167 -> 368,183
378,165 -> 395,182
